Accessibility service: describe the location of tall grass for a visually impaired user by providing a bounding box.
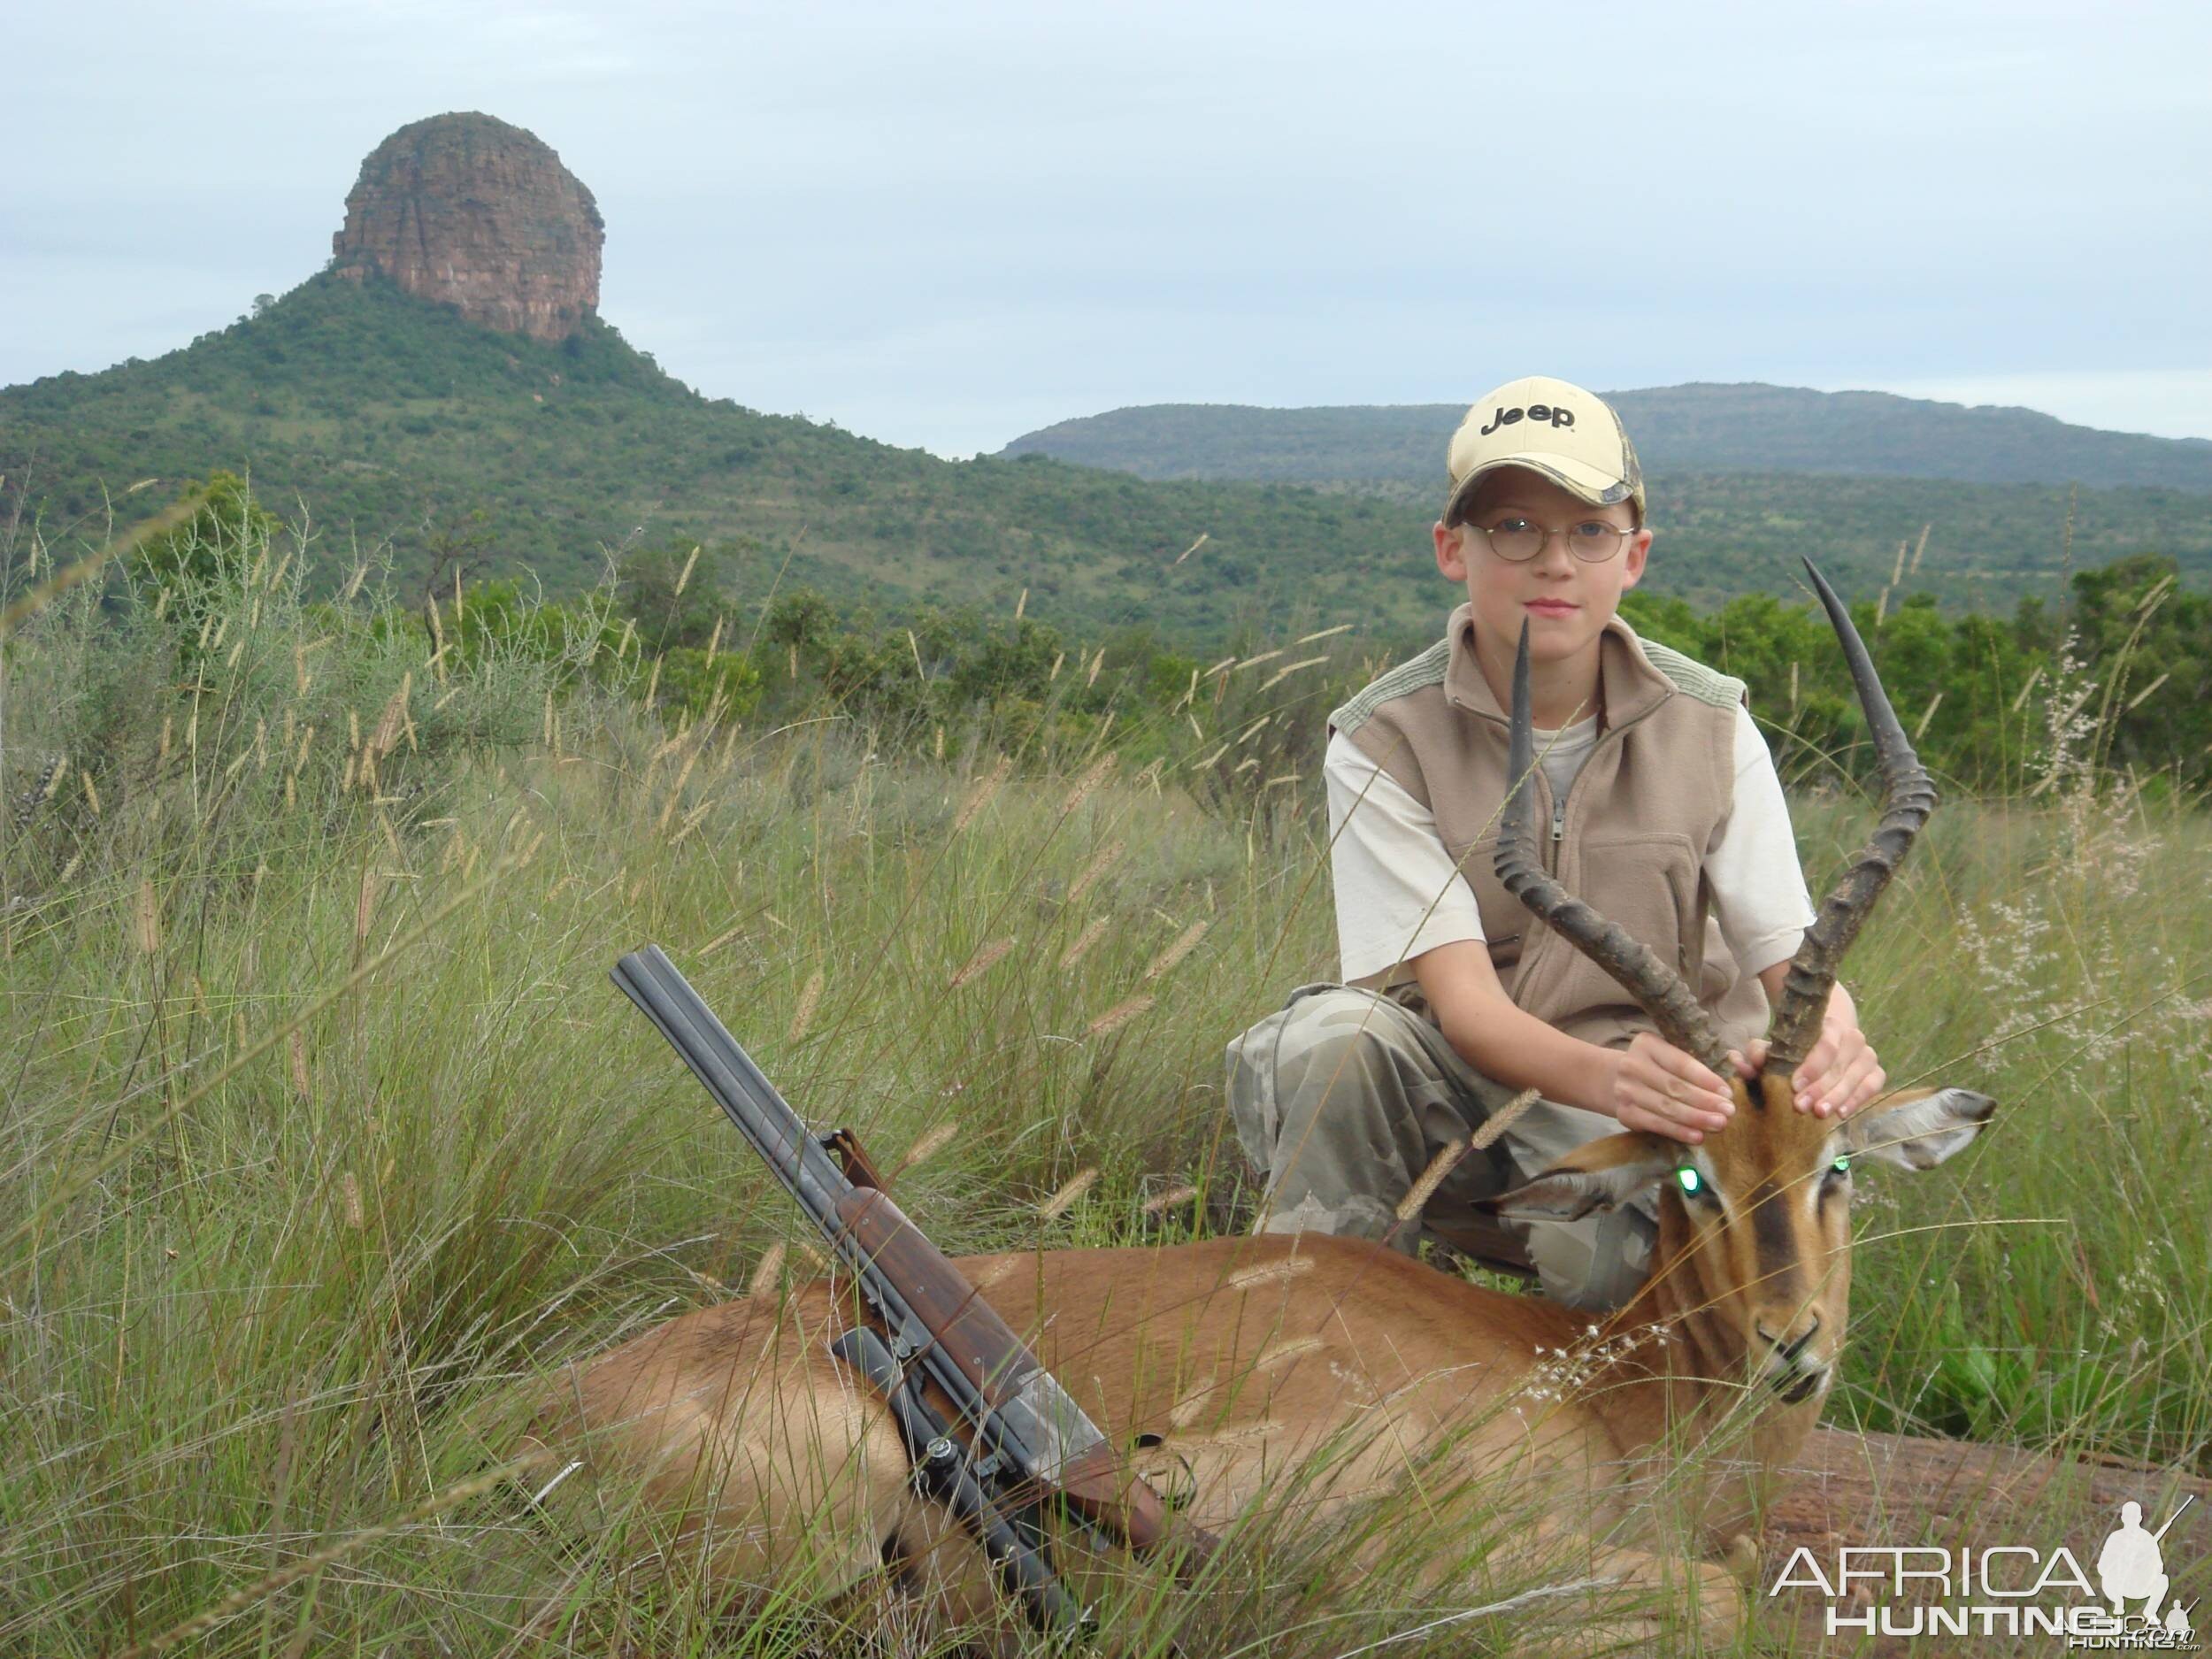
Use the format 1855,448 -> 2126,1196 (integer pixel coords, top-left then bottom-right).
2,498 -> 2206,1654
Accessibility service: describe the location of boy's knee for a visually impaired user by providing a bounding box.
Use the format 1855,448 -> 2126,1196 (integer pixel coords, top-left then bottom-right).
1520,1203 -> 1657,1313
1227,992 -> 1400,1118
1239,1024 -> 1405,1168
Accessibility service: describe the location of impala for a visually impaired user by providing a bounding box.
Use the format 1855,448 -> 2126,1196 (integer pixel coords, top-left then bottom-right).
518,562 -> 1996,1642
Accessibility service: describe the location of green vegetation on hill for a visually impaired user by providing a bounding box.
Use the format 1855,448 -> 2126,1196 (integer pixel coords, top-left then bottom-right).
12,277 -> 2210,649
0,273 -> 1445,649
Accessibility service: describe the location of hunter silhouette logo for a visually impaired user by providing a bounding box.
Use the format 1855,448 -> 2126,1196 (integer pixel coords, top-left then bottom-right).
2098,1497 -> 2195,1636
1478,402 -> 1576,435
1769,1492 -> 2200,1646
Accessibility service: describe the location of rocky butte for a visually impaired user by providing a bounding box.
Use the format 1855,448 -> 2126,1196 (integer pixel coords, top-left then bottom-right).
330,111 -> 603,342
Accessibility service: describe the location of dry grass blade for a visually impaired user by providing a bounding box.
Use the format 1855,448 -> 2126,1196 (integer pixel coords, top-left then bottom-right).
1470,1087 -> 1540,1151
953,754 -> 1012,834
132,879 -> 162,957
1037,1166 -> 1099,1221
104,1449 -> 558,1659
1085,995 -> 1153,1037
1258,655 -> 1330,692
1059,752 -> 1117,817
897,1120 -> 960,1173
1143,921 -> 1209,981
0,495 -> 195,641
2124,672 -> 2170,712
1058,916 -> 1110,970
787,967 -> 824,1043
949,937 -> 1015,990
1141,1182 -> 1199,1216
7,868 -> 508,1256
336,1171 -> 364,1230
1067,839 -> 1125,904
1394,1137 -> 1470,1222
748,1243 -> 787,1299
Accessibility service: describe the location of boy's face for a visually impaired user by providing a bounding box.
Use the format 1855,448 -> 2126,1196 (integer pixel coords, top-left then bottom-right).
1432,466 -> 1651,668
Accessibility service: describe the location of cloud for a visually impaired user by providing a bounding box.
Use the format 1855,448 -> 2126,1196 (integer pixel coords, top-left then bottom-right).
4,0 -> 2210,452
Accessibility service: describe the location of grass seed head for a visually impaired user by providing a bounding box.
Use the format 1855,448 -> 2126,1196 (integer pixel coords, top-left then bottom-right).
1085,994 -> 1154,1037
949,936 -> 1016,990
1037,1166 -> 1100,1221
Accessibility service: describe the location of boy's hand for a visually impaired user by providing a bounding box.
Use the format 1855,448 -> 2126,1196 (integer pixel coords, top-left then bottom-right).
1741,1017 -> 1886,1118
1603,1033 -> 1737,1144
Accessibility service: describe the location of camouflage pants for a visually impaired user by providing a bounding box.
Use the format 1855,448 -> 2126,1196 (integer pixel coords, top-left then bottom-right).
1224,980 -> 1657,1312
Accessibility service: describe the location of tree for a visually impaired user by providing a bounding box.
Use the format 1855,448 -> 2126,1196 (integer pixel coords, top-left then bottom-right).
761,588 -> 837,656
618,538 -> 731,653
133,472 -> 276,593
419,504 -> 497,612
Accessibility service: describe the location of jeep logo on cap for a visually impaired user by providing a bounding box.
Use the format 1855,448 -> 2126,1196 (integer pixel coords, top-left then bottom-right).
1479,403 -> 1576,436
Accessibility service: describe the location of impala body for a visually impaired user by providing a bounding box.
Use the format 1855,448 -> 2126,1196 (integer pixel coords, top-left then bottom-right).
521,562 -> 1996,1640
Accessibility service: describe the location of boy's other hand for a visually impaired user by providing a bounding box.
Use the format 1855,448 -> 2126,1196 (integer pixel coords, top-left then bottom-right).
1740,1021 -> 1886,1119
1605,1033 -> 1736,1144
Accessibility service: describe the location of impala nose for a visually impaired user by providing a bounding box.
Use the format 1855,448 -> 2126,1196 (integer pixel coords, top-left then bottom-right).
1755,1313 -> 1829,1402
1755,1312 -> 1821,1362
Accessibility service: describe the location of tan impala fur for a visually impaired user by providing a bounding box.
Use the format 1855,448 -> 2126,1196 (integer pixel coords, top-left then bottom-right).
519,563 -> 1994,1640
519,1073 -> 1993,1638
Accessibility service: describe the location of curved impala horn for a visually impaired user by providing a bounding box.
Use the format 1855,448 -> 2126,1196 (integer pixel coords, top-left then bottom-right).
1763,557 -> 1939,1070
1494,621 -> 1737,1079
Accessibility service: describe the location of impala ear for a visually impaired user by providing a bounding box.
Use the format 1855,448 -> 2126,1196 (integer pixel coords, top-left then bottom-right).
1477,1133 -> 1675,1221
1839,1087 -> 1997,1171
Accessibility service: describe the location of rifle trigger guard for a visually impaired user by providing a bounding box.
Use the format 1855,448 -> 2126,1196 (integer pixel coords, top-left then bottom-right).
825,1325 -> 1084,1635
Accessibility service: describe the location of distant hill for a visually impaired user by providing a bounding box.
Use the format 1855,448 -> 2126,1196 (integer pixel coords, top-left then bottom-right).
9,281 -> 2209,643
994,387 -> 2212,612
999,385 -> 2212,493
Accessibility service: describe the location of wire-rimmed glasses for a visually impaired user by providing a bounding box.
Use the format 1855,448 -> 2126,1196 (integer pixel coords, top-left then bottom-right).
1464,514 -> 1634,564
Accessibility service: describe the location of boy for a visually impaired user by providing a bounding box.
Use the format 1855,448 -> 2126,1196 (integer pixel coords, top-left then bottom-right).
1225,375 -> 1889,1310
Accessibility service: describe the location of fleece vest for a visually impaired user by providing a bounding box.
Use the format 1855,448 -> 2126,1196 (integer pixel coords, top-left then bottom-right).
1327,604 -> 1770,1052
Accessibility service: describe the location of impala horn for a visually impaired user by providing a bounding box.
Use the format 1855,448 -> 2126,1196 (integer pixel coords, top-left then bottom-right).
1761,557 -> 1938,1070
1494,619 -> 1738,1080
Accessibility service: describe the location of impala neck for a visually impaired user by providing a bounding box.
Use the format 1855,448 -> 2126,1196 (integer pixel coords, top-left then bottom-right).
1608,1203 -> 1830,1436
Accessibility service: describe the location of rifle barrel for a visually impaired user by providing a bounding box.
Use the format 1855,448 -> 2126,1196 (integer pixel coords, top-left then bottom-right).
2154,1493 -> 2196,1544
613,944 -> 846,1205
612,945 -> 1120,1524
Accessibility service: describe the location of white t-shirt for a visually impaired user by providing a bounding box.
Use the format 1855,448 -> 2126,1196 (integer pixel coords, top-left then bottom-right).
1324,704 -> 1815,990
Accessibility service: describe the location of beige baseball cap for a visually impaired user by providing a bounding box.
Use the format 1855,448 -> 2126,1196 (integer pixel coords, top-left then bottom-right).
1443,375 -> 1646,526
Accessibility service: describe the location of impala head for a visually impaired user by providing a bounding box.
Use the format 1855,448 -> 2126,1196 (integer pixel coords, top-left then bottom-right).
1479,557 -> 1997,1405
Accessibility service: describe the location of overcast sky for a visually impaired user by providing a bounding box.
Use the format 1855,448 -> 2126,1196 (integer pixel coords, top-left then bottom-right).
7,1 -> 2210,458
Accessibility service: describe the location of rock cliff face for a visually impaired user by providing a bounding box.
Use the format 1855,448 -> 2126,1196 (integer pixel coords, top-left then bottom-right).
331,112 -> 603,342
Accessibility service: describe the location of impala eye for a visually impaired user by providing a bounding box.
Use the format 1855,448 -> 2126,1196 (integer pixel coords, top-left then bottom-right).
1676,1165 -> 1703,1195
1830,1156 -> 1851,1175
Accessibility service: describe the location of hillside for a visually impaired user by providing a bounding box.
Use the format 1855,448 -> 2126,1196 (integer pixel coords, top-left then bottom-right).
9,277 -> 2209,637
0,273 -> 1443,647
999,385 -> 2212,491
